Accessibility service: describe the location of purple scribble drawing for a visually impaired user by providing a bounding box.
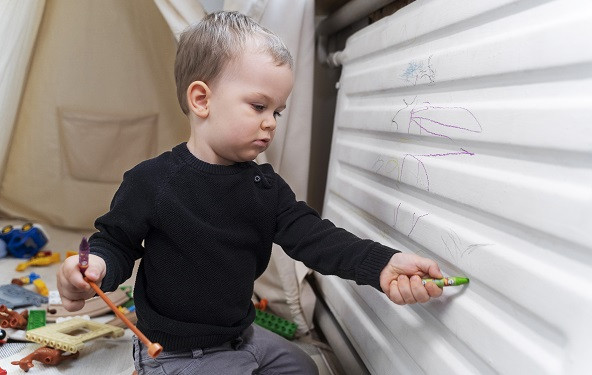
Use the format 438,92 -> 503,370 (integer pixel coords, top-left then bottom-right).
399,154 -> 429,191
392,96 -> 482,141
400,56 -> 435,86
388,95 -> 483,191
370,60 -> 484,242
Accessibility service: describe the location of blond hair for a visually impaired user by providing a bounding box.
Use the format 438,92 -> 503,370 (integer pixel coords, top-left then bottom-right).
174,11 -> 293,115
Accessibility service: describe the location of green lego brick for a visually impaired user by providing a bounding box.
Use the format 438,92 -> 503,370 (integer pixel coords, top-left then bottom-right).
254,309 -> 297,340
26,309 -> 46,331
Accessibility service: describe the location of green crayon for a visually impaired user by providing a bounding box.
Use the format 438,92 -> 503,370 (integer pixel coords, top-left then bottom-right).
422,276 -> 469,287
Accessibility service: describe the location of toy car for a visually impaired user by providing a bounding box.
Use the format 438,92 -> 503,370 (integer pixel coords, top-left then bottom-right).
0,223 -> 48,258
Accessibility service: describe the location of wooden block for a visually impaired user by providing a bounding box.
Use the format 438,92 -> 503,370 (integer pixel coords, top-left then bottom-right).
45,288 -> 129,322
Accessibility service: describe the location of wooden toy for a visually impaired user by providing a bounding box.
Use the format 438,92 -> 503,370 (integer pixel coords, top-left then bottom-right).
45,287 -> 129,322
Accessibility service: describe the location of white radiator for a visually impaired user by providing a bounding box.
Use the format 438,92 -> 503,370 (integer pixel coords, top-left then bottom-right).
318,0 -> 592,374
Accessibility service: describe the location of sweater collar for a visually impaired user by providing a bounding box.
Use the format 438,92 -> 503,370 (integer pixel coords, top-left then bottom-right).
173,143 -> 250,174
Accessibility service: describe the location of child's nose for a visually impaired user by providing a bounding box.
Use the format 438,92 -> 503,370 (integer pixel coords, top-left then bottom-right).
261,116 -> 276,131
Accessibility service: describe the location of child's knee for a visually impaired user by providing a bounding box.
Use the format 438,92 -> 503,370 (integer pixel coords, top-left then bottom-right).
299,354 -> 319,375
286,345 -> 319,374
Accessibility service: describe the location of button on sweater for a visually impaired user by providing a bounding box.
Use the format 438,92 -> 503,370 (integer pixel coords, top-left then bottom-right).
90,143 -> 398,351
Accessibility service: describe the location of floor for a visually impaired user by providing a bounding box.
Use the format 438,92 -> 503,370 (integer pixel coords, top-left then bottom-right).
0,219 -> 338,374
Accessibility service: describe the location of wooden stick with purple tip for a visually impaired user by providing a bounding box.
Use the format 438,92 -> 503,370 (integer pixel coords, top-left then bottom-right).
78,237 -> 163,358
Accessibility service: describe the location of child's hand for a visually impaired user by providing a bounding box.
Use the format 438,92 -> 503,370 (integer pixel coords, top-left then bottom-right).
379,253 -> 443,305
56,254 -> 106,312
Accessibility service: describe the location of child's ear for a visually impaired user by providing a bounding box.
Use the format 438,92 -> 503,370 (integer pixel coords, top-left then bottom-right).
187,81 -> 211,118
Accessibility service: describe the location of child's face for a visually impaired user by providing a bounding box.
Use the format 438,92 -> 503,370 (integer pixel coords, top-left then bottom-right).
203,46 -> 294,165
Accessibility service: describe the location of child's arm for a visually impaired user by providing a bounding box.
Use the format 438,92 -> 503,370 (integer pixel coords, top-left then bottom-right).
56,254 -> 106,312
379,253 -> 443,304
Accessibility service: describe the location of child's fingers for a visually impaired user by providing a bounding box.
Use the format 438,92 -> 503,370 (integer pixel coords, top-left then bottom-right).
427,262 -> 443,279
409,275 -> 430,303
56,258 -> 95,312
425,281 -> 443,298
59,296 -> 86,312
387,280 -> 405,305
415,257 -> 443,279
66,258 -> 92,291
83,266 -> 103,283
56,269 -> 90,298
397,275 -> 417,304
56,276 -> 91,312
83,254 -> 106,283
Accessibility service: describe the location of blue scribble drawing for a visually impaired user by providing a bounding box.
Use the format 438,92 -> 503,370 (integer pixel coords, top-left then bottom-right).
400,56 -> 436,86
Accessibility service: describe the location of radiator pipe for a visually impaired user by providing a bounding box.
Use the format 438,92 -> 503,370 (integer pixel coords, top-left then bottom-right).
316,0 -> 395,67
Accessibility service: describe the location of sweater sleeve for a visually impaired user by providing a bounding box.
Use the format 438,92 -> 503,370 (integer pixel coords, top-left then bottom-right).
272,173 -> 399,291
89,165 -> 157,292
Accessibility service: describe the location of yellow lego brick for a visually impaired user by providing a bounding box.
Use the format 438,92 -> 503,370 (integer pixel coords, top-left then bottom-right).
25,318 -> 124,353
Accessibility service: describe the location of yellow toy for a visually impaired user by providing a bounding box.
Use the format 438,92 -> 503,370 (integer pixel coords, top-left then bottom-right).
16,252 -> 61,271
11,272 -> 49,296
65,250 -> 78,258
32,279 -> 48,297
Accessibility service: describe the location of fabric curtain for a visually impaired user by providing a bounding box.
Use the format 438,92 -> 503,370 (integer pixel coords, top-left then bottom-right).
0,0 -> 187,228
152,0 -> 207,39
0,0 -> 46,182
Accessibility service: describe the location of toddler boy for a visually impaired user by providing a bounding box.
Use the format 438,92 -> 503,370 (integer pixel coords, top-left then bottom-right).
58,11 -> 443,374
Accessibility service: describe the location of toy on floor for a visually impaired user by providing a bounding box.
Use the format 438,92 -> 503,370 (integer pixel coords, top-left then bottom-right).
0,328 -> 7,344
11,272 -> 41,286
0,284 -> 48,309
26,310 -> 46,331
11,346 -> 79,372
46,285 -> 129,322
16,251 -> 61,271
11,272 -> 49,296
253,298 -> 298,340
0,367 -> 6,375
0,223 -> 48,258
0,305 -> 29,330
25,318 -> 123,353
0,239 -> 6,258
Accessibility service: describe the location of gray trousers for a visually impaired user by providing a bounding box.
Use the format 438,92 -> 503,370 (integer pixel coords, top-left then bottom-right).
133,324 -> 319,374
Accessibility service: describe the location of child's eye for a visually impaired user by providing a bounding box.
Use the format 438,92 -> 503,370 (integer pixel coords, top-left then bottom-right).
273,111 -> 282,119
252,104 -> 265,112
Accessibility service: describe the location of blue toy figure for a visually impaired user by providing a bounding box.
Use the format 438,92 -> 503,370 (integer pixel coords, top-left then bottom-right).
0,223 -> 48,258
0,239 -> 6,258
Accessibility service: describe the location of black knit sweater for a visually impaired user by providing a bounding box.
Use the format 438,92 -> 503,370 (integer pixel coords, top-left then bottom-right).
90,143 -> 398,351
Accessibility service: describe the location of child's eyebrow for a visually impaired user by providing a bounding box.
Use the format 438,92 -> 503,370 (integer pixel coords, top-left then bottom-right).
251,92 -> 286,110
